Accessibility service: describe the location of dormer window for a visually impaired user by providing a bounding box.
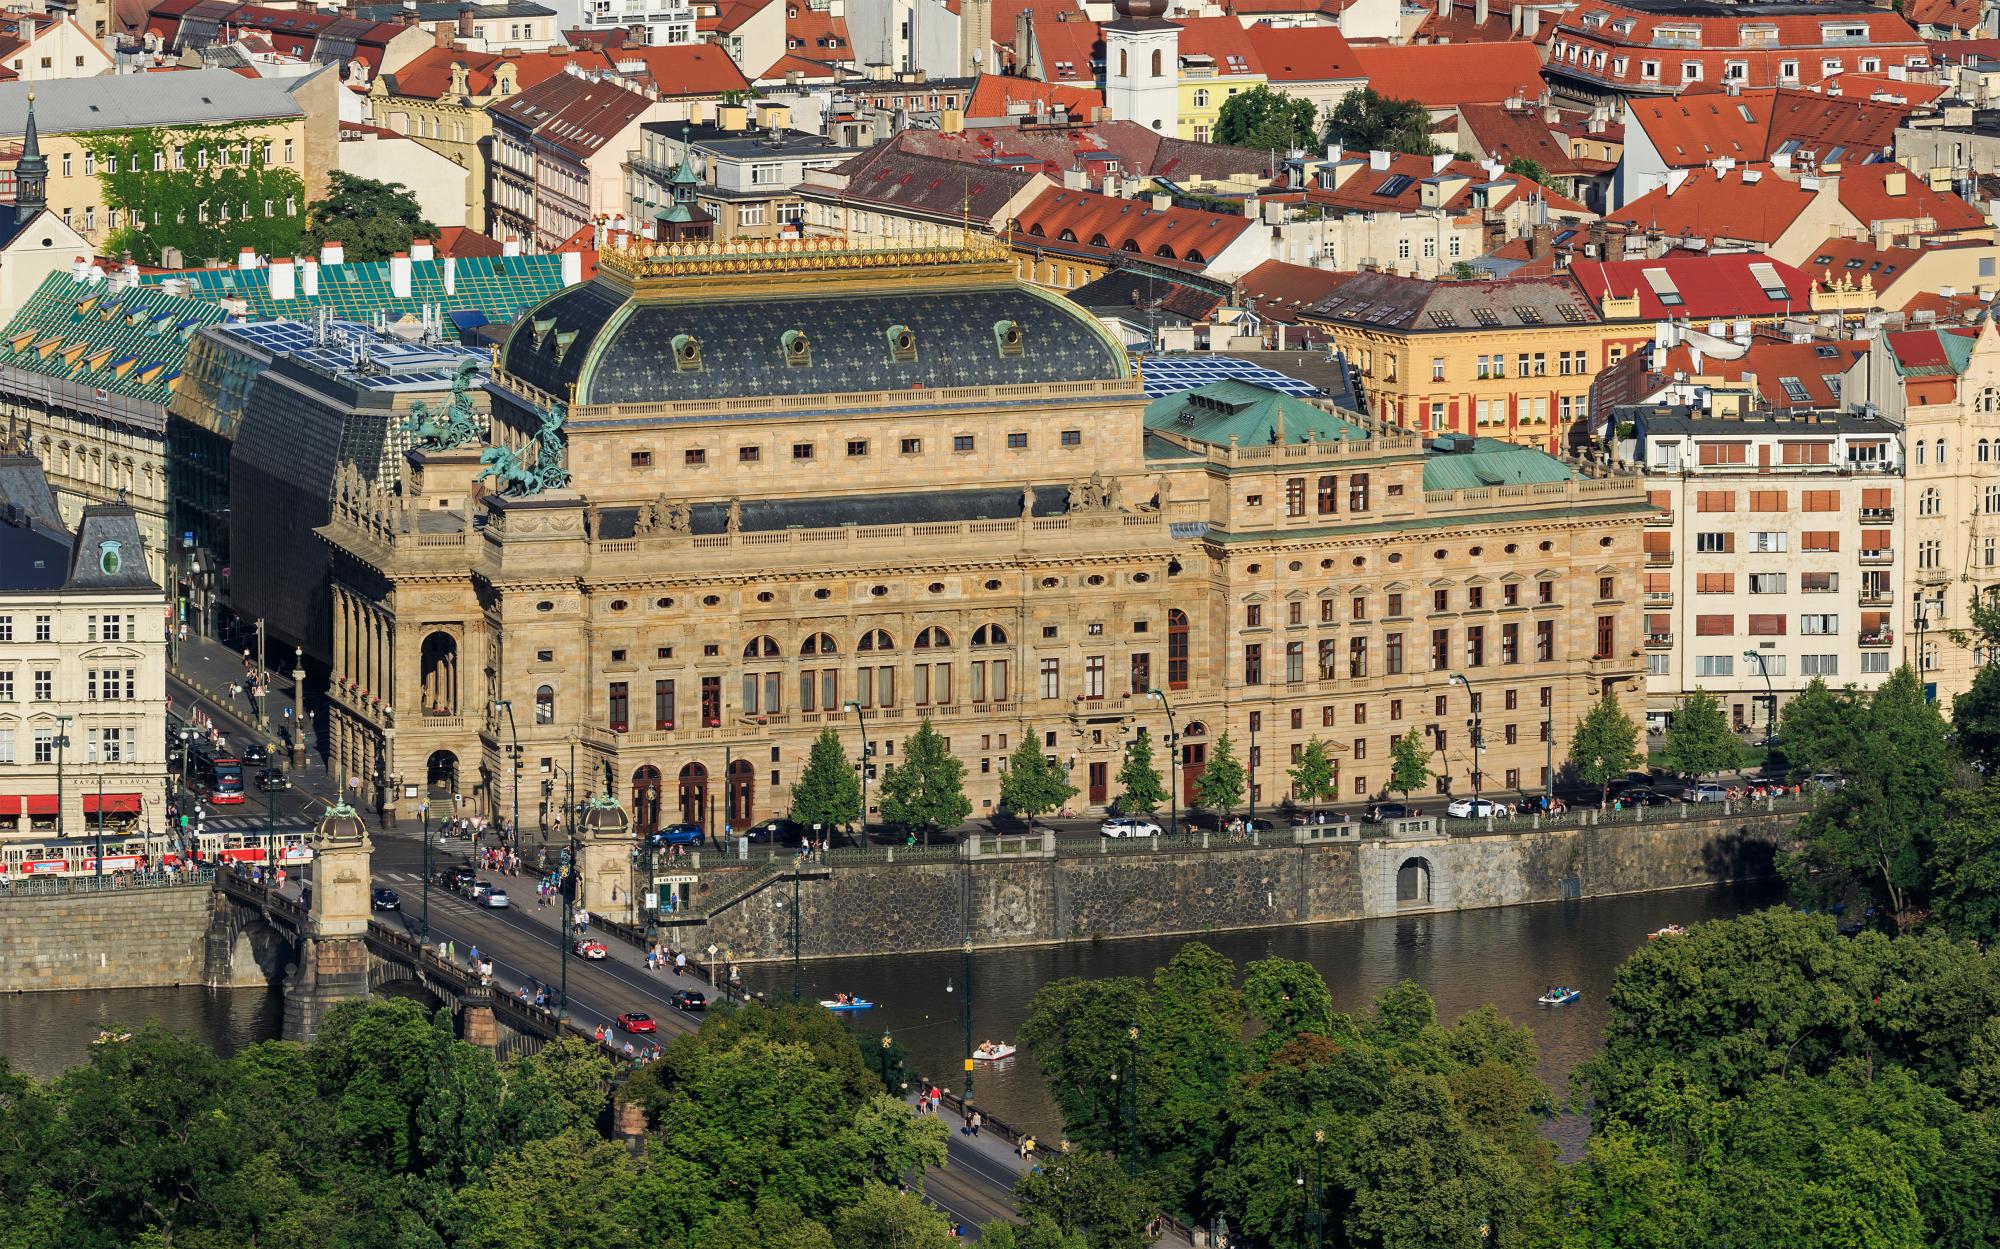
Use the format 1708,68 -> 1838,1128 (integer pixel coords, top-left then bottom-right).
672,333 -> 701,372
781,329 -> 811,366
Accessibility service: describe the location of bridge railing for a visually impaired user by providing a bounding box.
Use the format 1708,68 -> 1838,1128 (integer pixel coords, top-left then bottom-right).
0,865 -> 218,896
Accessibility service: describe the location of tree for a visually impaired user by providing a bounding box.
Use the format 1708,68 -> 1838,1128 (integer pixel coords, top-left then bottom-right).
876,718 -> 971,845
1950,662 -> 2000,773
1288,737 -> 1336,811
1389,728 -> 1432,800
1323,88 -> 1440,157
1777,676 -> 1865,777
1214,86 -> 1321,152
791,727 -> 862,834
1505,156 -> 1554,185
303,171 -> 439,263
1242,957 -> 1335,1057
1659,689 -> 1741,781
1115,728 -> 1168,817
1568,693 -> 1643,805
1194,732 -> 1246,816
1934,778 -> 2000,943
1001,732 -> 1079,827
1785,666 -> 1954,921
1009,1151 -> 1157,1249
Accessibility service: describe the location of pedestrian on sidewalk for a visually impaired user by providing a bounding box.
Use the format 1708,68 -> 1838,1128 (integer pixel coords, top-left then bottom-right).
675,950 -> 686,976
969,1111 -> 981,1138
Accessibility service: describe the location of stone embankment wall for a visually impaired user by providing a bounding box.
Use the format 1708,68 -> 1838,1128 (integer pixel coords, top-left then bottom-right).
702,810 -> 1795,962
0,884 -> 219,991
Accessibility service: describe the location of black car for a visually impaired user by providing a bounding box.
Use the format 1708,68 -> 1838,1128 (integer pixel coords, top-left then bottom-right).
671,989 -> 707,1012
441,866 -> 477,891
1365,802 -> 1413,824
1620,787 -> 1675,807
746,817 -> 807,845
256,768 -> 290,792
241,744 -> 269,766
371,887 -> 400,911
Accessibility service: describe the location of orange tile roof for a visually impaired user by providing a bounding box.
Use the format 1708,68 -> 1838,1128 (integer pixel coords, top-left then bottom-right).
1242,23 -> 1364,84
606,43 -> 753,96
1625,89 -> 1910,169
1818,74 -> 1949,107
1909,0 -> 1980,31
1458,103 -> 1591,175
1030,13 -> 1102,83
1169,15 -> 1261,73
1656,337 -> 1866,409
785,1 -> 850,59
385,45 -> 611,100
1307,151 -> 1591,218
1606,168 -> 1813,244
1569,251 -> 1817,319
1902,288 -> 1990,324
1835,159 -> 1989,233
1012,186 -> 1252,269
965,74 -> 1102,120
1350,40 -> 1545,109
757,51 -> 846,80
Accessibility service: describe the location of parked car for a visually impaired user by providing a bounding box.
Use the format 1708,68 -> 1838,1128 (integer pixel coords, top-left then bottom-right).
371,887 -> 400,911
255,768 -> 290,792
1808,773 -> 1845,791
1364,802 -> 1412,824
1100,816 -> 1162,838
1446,797 -> 1504,819
615,1011 -> 657,1034
1684,783 -> 1729,803
573,940 -> 609,960
671,989 -> 707,1012
650,823 -> 704,847
1620,787 -> 1675,807
746,817 -> 807,844
485,888 -> 510,909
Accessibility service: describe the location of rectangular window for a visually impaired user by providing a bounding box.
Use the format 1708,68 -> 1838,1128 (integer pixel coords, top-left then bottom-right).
1286,641 -> 1305,684
1349,637 -> 1369,678
1084,656 -> 1105,699
1696,655 -> 1735,678
1060,430 -> 1082,447
655,680 -> 675,730
1750,489 -> 1787,512
1040,658 -> 1060,700
1595,616 -> 1615,659
793,443 -> 815,460
1465,626 -> 1485,667
1801,490 -> 1838,512
1801,531 -> 1838,552
1861,652 -> 1891,673
1286,478 -> 1306,517
1535,620 -> 1554,662
607,682 -> 629,731
1748,614 -> 1787,636
1431,628 -> 1451,671
1008,432 -> 1028,449
700,676 -> 721,727
1384,633 -> 1403,675
1801,614 -> 1839,635
33,670 -> 51,700
1349,474 -> 1370,512
1244,644 -> 1264,685
1130,653 -> 1150,695
847,439 -> 869,457
1696,490 -> 1736,512
1801,654 -> 1840,676
1501,622 -> 1519,664
1696,573 -> 1736,593
1696,614 -> 1734,636
1749,573 -> 1786,594
1750,531 -> 1788,553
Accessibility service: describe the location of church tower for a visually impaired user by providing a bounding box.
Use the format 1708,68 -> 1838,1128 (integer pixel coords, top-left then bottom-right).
15,92 -> 47,216
1104,0 -> 1179,135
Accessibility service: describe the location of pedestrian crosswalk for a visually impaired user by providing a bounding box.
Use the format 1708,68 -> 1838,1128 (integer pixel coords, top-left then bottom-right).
194,815 -> 313,832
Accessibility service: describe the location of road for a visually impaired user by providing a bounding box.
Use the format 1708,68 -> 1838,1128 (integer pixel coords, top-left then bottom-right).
170,637 -> 1035,1237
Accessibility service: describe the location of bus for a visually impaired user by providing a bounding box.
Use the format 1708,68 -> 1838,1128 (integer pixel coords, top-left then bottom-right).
189,745 -> 246,805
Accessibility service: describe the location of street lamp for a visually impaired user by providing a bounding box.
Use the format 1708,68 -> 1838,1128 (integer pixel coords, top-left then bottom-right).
1449,674 -> 1481,805
1247,712 -> 1259,828
54,713 -> 72,842
1146,688 -> 1178,838
290,646 -> 306,767
1913,592 -> 1939,700
492,699 -> 521,849
844,700 -> 870,841
1742,651 -> 1777,746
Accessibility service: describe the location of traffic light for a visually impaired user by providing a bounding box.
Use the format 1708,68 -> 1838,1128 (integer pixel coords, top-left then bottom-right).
542,779 -> 553,797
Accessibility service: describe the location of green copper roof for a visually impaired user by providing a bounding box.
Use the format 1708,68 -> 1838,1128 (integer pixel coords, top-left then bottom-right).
1143,380 -> 1369,446
139,255 -> 576,339
656,203 -> 698,222
1421,435 -> 1578,491
0,272 -> 225,406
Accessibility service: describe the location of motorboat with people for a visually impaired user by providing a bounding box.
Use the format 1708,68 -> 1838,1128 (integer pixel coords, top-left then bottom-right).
972,1040 -> 1017,1062
1537,987 -> 1581,1005
1648,925 -> 1686,940
820,994 -> 874,1011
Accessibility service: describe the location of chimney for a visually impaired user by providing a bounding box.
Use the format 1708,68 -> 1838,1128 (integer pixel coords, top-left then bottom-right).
320,240 -> 345,265
503,235 -> 522,257
1530,222 -> 1552,257
443,254 -> 457,295
561,249 -> 582,286
269,256 -> 296,300
302,258 -> 320,297
457,3 -> 475,36
1369,149 -> 1391,170
1438,0 -> 1452,16
1884,168 -> 1908,196
1432,151 -> 1451,174
1151,192 -> 1172,210
1474,0 -> 1488,24
238,246 -> 258,271
433,23 -> 451,48
390,251 -> 412,298
1521,6 -> 1539,37
412,237 -> 435,261
627,22 -> 646,44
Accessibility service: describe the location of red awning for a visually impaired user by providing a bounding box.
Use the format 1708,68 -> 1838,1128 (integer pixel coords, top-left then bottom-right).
22,795 -> 58,816
83,793 -> 141,815
0,796 -> 19,816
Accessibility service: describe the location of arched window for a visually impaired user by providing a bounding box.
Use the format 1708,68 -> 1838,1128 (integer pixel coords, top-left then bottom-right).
1937,438 -> 1947,462
1922,487 -> 1942,516
743,635 -> 779,658
801,632 -> 838,655
858,629 -> 894,652
1167,608 -> 1189,690
1119,48 -> 1128,76
1151,48 -> 1162,76
971,624 -> 1009,646
534,684 -> 555,723
1980,439 -> 1991,463
1193,88 -> 1209,108
1155,245 -> 1176,259
1184,249 -> 1205,264
915,626 -> 952,649
1058,228 -> 1077,242
1089,232 -> 1108,247
1917,441 -> 1927,466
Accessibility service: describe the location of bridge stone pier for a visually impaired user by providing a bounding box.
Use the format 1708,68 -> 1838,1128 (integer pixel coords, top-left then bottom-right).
284,801 -> 375,1040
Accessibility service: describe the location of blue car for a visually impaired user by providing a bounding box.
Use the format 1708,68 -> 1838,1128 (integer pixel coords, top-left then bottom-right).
650,822 -> 704,846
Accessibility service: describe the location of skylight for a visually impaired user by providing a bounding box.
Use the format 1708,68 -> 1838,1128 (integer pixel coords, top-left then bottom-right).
1778,376 -> 1811,402
1373,174 -> 1413,197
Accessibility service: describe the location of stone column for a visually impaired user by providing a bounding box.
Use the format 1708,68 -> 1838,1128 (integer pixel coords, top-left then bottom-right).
576,790 -> 635,924
333,588 -> 347,686
282,802 -> 375,1041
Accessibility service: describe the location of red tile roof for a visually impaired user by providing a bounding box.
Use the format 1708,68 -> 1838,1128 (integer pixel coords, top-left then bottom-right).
757,51 -> 847,80
1241,23 -> 1363,84
1625,89 -> 1911,170
1819,74 -> 1949,107
1350,40 -> 1546,109
892,119 -> 1275,182
1606,168 -> 1810,244
1029,13 -> 1102,83
1012,186 -> 1252,269
1902,288 -> 1990,324
605,44 -> 752,96
1235,259 -> 1355,323
785,2 -> 851,60
1655,336 -> 1865,409
1909,0 -> 1980,32
965,74 -> 1102,120
385,46 -> 611,100
1169,15 -> 1261,73
1840,160 -> 1987,232
1547,1 -> 1926,94
1568,252 -> 1816,320
1307,150 -> 1591,218
1458,103 -> 1590,176
434,226 -> 504,259
488,72 -> 654,160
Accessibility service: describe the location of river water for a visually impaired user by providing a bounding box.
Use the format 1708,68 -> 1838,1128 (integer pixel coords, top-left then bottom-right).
0,883 -> 1782,1139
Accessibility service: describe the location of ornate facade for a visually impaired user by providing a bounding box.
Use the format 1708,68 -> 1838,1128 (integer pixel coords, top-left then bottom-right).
316,236 -> 1651,835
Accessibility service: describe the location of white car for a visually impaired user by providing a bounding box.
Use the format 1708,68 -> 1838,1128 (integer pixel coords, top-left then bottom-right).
1446,797 -> 1504,819
1100,816 -> 1163,838
486,888 -> 511,908
1684,783 -> 1728,803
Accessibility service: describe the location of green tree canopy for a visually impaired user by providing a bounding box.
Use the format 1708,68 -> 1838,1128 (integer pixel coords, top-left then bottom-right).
1659,688 -> 1741,781
1568,693 -> 1643,804
304,171 -> 439,263
1215,86 -> 1322,151
84,121 -> 306,266
1194,733 -> 1247,815
1950,662 -> 2000,773
1288,737 -> 1336,809
1777,676 -> 1866,777
1505,156 -> 1554,185
1933,776 -> 2000,944
1389,727 -> 1432,800
791,727 -> 862,833
1001,732 -> 1079,826
1115,727 -> 1168,817
1323,88 -> 1440,157
876,718 -> 972,842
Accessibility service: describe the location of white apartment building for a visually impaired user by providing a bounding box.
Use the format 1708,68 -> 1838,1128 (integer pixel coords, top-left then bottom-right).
576,0 -> 695,45
1629,404 -> 1904,735
0,454 -> 167,859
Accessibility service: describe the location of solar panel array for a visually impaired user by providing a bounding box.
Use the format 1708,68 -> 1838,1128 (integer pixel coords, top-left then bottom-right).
219,319 -> 491,392
1136,354 -> 1326,399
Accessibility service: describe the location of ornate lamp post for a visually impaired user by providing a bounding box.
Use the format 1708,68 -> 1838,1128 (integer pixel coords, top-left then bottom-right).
1146,688 -> 1177,838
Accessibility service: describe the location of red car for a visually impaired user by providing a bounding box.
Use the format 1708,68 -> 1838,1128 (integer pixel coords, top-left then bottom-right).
573,940 -> 609,960
615,1011 -> 656,1034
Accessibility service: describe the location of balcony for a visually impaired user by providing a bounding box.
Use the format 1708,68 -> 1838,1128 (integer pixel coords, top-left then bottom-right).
1859,549 -> 1894,564
1861,507 -> 1895,522
1644,589 -> 1674,603
1859,591 -> 1893,607
1645,510 -> 1674,526
1860,630 -> 1895,648
1646,632 -> 1674,649
1645,551 -> 1675,567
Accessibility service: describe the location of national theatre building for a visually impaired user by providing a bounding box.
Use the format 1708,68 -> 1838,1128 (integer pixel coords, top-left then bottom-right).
315,236 -> 1652,833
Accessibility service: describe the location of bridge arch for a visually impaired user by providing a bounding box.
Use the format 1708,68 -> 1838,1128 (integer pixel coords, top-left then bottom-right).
1396,856 -> 1433,906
